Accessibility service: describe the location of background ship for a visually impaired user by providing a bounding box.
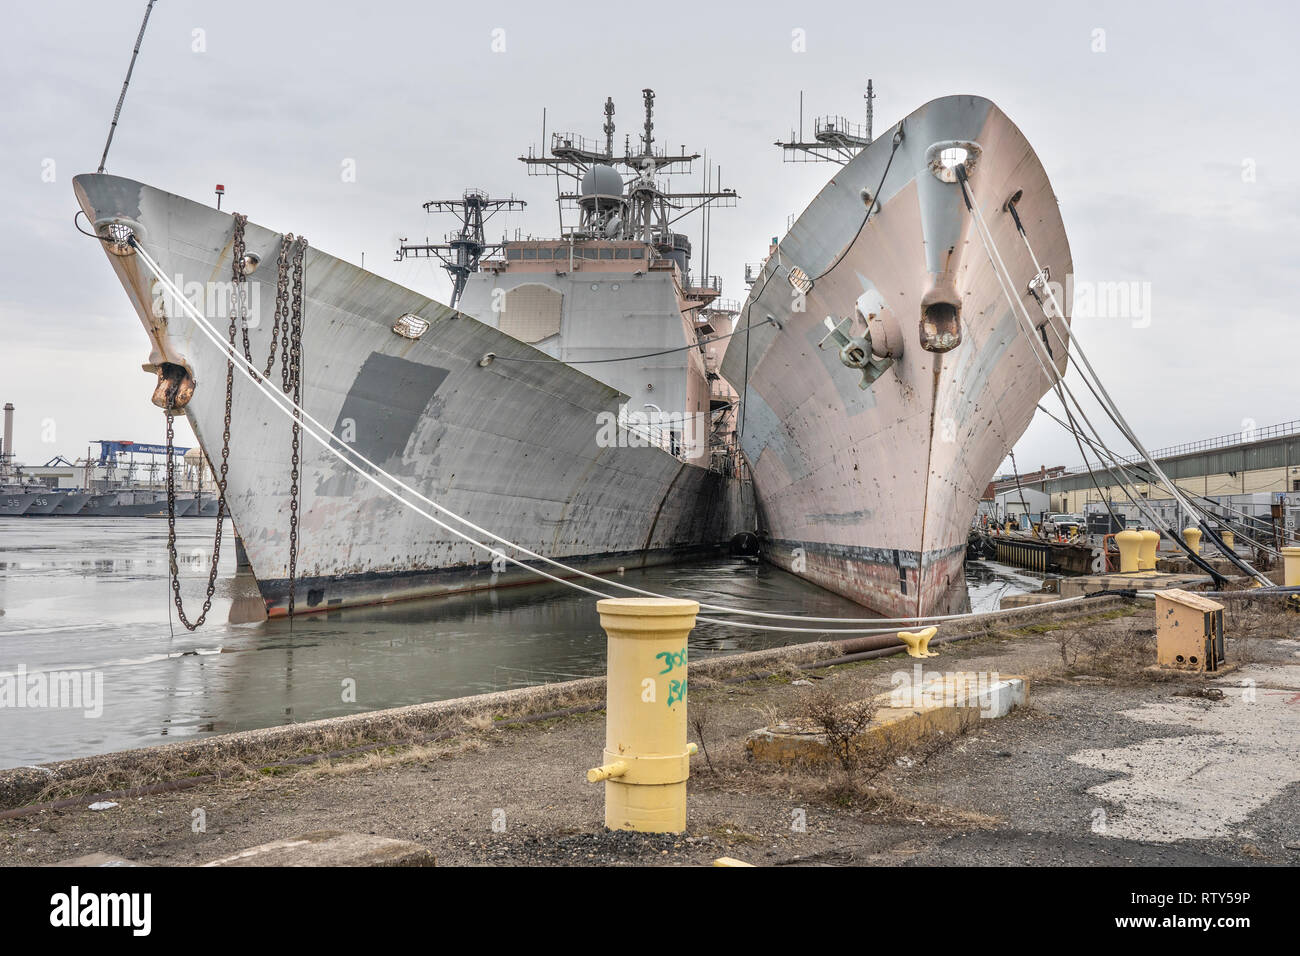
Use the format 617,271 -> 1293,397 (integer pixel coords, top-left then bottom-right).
722,93 -> 1073,617
0,402 -> 217,517
74,90 -> 753,616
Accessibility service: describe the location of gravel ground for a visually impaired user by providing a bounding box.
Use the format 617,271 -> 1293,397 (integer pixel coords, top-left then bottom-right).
3,606 -> 1298,867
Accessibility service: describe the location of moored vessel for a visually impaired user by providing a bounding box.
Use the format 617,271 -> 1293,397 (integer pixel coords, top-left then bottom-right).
74,90 -> 752,618
723,93 -> 1072,617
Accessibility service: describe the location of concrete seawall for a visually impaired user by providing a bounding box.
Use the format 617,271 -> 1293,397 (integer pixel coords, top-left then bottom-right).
0,595 -> 1124,809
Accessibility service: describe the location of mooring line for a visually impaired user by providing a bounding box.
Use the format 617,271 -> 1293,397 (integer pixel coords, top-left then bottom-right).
131,238 -> 944,634
130,233 -> 1100,631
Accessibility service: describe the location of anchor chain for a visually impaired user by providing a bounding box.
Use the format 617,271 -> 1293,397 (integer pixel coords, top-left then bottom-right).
163,272 -> 236,631
284,236 -> 306,617
164,216 -> 307,626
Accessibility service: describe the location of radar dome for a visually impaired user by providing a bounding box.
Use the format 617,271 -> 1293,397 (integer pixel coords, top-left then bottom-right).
580,164 -> 624,198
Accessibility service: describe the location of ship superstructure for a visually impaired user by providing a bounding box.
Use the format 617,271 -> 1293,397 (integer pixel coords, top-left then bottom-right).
404,90 -> 745,472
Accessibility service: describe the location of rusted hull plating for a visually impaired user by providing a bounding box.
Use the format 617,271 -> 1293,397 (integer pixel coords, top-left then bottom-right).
722,95 -> 1072,617
74,174 -> 749,616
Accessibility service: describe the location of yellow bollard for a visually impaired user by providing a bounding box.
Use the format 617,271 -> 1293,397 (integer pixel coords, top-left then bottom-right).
589,597 -> 699,833
1283,547 -> 1300,587
1182,527 -> 1202,556
1115,529 -> 1143,573
898,626 -> 939,658
1137,529 -> 1160,570
1220,530 -> 1235,553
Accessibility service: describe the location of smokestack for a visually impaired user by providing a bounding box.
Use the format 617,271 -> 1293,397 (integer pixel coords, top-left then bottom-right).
2,403 -> 12,467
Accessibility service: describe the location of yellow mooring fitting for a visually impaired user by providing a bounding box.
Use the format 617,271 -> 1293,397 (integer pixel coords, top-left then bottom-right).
589,597 -> 700,833
898,625 -> 939,658
1182,527 -> 1202,556
1221,530 -> 1235,553
1137,529 -> 1160,571
1282,546 -> 1300,587
1115,528 -> 1143,573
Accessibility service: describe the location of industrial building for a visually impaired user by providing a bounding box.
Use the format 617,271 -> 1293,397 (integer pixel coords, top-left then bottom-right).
997,420 -> 1300,537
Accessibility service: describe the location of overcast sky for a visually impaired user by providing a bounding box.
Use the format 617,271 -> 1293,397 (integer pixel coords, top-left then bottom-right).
2,0 -> 1295,476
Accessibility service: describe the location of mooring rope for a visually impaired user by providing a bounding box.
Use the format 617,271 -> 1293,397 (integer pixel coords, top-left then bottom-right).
126,232 -> 1113,631
487,316 -> 774,364
1014,223 -> 1275,580
957,168 -> 1267,586
960,172 -> 1226,582
130,237 -> 959,633
1035,403 -> 1288,556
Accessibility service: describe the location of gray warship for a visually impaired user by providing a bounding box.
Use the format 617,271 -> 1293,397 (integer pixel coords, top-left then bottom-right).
74,89 -> 753,618
722,92 -> 1072,617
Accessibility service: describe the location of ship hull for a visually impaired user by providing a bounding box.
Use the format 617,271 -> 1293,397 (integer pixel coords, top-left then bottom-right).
75,174 -> 745,616
722,95 -> 1072,618
18,492 -> 62,515
0,493 -> 32,516
53,493 -> 91,515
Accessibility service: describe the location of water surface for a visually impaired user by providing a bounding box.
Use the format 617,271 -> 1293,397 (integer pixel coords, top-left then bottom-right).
0,519 -> 1037,767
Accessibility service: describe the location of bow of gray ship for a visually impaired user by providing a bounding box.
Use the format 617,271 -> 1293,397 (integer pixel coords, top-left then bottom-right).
722,94 -> 1072,617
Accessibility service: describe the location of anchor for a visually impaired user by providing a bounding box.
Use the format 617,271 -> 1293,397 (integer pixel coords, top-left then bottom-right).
818,315 -> 894,389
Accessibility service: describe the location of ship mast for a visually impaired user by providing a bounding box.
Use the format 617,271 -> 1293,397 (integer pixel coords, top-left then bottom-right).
518,89 -> 738,276
395,190 -> 526,308
775,80 -> 876,164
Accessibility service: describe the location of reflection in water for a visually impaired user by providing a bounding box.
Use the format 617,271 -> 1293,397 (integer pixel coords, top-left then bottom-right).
0,519 -> 1040,767
965,559 -> 1048,613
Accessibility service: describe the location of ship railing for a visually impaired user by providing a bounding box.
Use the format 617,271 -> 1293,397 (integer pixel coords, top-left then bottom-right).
702,298 -> 742,315
616,407 -> 711,463
550,132 -> 611,158
814,115 -> 871,144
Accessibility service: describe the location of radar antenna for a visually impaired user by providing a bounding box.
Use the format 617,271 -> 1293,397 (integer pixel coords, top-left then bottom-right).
603,97 -> 615,159
517,88 -> 738,263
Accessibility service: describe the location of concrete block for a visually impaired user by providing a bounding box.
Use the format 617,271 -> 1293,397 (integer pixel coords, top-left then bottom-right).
746,674 -> 1028,766
201,830 -> 435,867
